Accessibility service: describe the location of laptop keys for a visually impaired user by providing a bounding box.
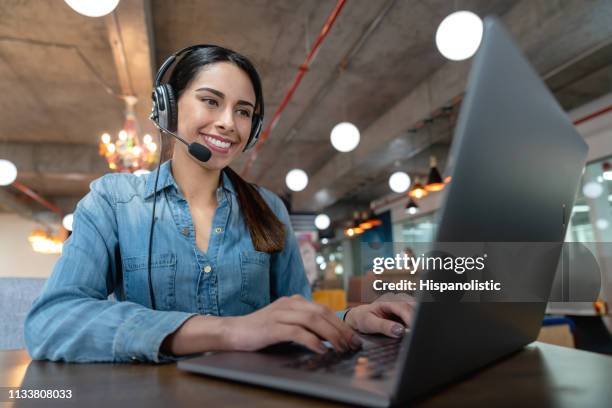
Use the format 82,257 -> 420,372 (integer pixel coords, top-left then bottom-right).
284,339 -> 401,379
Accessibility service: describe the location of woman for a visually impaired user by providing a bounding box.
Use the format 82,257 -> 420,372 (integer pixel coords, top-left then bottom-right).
24,45 -> 414,363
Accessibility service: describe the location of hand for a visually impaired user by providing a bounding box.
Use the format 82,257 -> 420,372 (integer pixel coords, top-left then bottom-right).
224,295 -> 362,354
344,295 -> 416,338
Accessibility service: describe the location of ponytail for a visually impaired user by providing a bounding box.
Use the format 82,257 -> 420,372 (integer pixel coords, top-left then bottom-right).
223,167 -> 286,253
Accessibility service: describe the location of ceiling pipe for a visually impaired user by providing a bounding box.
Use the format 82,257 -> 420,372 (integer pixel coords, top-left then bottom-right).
281,0 -> 397,147
573,104 -> 612,126
11,181 -> 64,217
240,0 -> 347,177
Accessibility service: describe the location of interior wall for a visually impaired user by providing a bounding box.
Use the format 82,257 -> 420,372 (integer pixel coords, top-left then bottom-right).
0,214 -> 59,278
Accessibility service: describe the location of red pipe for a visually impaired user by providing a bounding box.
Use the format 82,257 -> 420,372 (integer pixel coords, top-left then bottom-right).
240,0 -> 347,177
12,180 -> 63,216
573,104 -> 612,125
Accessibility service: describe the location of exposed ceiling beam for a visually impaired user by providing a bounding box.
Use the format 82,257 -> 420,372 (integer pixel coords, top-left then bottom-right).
294,0 -> 612,212
0,142 -> 107,176
105,0 -> 156,137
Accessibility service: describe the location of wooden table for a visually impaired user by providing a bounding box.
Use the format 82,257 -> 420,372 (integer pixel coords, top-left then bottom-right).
1,342 -> 611,407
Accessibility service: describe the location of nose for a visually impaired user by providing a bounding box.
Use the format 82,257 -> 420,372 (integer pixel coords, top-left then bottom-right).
214,106 -> 236,134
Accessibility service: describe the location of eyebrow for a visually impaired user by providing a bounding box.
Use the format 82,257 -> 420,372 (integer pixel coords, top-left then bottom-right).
195,87 -> 255,109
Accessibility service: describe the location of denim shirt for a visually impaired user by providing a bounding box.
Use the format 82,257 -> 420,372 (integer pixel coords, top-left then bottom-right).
25,161 -> 311,363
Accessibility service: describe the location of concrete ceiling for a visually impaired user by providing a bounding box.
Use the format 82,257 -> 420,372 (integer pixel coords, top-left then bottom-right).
1,0 -> 611,228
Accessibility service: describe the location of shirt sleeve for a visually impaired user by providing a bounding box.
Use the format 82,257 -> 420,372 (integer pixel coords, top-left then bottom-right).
24,177 -> 197,363
267,194 -> 312,302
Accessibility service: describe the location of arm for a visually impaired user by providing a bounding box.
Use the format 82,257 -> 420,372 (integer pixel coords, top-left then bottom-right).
24,178 -> 196,363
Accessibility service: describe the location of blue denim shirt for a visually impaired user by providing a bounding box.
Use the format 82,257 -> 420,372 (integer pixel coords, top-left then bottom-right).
25,161 -> 311,363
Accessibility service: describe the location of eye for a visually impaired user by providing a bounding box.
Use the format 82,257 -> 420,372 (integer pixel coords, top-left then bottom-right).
201,98 -> 218,107
236,109 -> 252,118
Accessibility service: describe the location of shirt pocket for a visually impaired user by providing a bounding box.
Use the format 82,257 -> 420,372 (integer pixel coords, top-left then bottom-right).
239,250 -> 271,309
123,252 -> 177,310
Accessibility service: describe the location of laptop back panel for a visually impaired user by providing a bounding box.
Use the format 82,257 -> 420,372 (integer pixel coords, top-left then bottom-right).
392,16 -> 588,403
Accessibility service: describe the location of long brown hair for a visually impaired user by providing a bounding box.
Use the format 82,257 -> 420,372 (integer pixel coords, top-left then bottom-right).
167,46 -> 286,253
223,167 -> 285,252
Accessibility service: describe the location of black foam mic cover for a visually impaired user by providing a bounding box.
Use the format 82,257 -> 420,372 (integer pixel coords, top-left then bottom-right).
188,142 -> 212,162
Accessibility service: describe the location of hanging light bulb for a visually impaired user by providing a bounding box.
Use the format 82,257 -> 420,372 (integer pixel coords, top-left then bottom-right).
583,182 -> 603,199
64,0 -> 120,17
330,122 -> 360,152
425,156 -> 445,192
389,171 -> 411,193
62,213 -> 74,231
314,214 -> 331,230
408,180 -> 428,199
285,169 -> 308,191
0,159 -> 18,186
405,199 -> 419,215
101,133 -> 111,144
435,11 -> 483,61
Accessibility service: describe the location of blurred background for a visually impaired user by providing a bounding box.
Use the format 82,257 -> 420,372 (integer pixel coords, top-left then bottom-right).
0,0 -> 611,352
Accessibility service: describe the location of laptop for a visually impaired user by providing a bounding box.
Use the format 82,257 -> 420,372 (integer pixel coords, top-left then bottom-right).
178,16 -> 588,407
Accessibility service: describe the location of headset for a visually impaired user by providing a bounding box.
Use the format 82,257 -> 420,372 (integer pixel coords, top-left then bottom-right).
146,45 -> 265,309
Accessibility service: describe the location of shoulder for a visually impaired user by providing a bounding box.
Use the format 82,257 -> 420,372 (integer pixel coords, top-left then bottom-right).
255,185 -> 289,222
88,172 -> 146,205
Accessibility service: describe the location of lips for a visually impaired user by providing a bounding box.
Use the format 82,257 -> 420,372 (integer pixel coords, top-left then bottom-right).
200,133 -> 233,154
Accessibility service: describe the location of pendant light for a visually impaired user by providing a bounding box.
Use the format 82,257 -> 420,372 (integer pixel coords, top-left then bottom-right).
0,159 -> 17,186
425,156 -> 445,192
423,117 -> 445,192
405,199 -> 419,215
408,178 -> 428,199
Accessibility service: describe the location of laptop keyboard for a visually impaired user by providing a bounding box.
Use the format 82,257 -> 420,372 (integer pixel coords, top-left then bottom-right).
284,340 -> 401,379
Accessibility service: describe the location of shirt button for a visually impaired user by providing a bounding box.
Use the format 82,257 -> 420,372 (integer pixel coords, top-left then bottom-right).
214,227 -> 223,233
203,265 -> 212,273
181,227 -> 189,236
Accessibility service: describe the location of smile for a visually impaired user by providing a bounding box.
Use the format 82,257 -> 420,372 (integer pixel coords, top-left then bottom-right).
201,134 -> 233,153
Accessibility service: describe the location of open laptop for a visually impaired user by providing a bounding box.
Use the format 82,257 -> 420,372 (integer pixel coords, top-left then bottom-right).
178,17 -> 588,407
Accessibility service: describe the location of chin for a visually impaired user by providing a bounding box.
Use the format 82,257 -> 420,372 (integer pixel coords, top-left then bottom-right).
191,153 -> 232,171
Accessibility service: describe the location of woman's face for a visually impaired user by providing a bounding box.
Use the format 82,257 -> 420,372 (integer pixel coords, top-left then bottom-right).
175,61 -> 257,170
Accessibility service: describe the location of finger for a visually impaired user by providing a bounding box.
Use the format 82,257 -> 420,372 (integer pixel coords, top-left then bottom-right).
274,324 -> 328,354
363,313 -> 407,339
288,295 -> 358,348
276,310 -> 349,352
378,301 -> 414,327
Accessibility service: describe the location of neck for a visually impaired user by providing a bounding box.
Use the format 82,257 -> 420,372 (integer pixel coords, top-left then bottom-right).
171,152 -> 220,206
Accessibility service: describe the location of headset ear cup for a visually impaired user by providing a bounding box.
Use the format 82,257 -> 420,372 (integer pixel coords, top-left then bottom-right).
164,84 -> 178,133
244,115 -> 263,151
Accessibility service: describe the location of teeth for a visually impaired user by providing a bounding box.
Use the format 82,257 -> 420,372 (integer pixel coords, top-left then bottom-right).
205,136 -> 231,149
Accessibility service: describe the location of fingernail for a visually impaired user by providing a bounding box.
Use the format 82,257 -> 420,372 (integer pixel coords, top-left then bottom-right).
350,335 -> 363,350
317,344 -> 328,354
391,324 -> 405,338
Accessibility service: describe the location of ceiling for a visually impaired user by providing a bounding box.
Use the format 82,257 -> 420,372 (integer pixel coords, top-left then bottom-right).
1,0 -> 612,228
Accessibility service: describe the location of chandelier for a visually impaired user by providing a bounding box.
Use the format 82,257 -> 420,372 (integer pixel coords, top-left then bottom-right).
99,96 -> 158,172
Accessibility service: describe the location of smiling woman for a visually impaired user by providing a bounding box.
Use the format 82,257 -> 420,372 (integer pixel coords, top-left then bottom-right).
23,45 -> 414,363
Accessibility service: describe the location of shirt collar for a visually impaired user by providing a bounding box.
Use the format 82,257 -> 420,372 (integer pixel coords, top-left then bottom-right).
144,160 -> 237,199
